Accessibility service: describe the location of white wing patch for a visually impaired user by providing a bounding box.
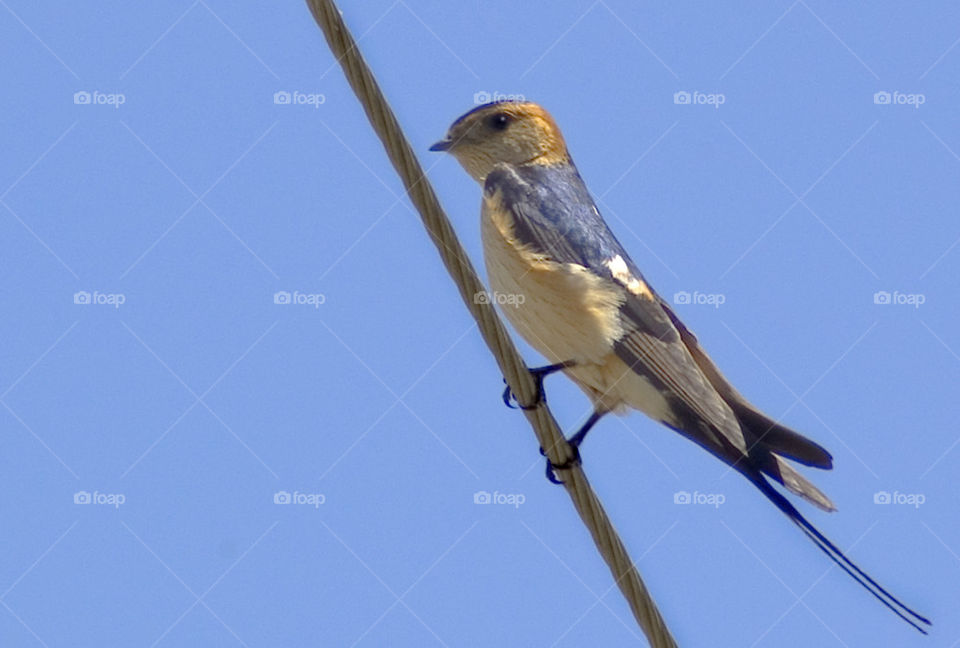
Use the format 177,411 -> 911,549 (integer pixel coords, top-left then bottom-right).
605,254 -> 653,299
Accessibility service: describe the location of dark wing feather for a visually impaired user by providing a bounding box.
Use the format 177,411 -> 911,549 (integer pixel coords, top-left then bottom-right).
658,300 -> 834,469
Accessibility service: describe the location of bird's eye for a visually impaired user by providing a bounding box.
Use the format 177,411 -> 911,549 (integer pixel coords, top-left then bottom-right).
487,113 -> 510,130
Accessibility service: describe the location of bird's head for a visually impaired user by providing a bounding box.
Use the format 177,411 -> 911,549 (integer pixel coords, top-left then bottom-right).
430,101 -> 569,183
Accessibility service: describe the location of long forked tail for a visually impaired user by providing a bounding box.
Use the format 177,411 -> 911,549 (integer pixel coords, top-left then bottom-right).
746,471 -> 932,634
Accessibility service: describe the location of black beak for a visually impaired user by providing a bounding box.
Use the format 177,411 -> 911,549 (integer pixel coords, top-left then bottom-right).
429,139 -> 452,152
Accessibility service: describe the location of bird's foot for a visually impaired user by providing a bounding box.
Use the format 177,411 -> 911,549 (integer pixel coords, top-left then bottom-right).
538,411 -> 603,484
502,361 -> 576,410
540,443 -> 581,484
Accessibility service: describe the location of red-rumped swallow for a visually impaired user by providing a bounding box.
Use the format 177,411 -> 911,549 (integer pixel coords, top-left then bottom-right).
430,100 -> 930,633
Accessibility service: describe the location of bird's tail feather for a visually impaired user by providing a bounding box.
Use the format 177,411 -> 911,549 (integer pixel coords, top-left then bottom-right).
762,453 -> 836,512
734,404 -> 834,469
745,471 -> 931,634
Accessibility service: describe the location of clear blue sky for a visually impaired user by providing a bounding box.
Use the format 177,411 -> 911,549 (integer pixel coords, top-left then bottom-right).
2,1 -> 958,646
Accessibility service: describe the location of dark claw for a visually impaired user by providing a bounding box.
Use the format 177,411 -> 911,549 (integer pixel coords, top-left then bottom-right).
538,410 -> 602,485
502,380 -> 523,409
502,378 -> 541,410
542,444 -> 581,484
546,461 -> 564,484
501,361 -> 575,410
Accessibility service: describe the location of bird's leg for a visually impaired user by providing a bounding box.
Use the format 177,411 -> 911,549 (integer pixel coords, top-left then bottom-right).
502,360 -> 576,410
542,410 -> 604,484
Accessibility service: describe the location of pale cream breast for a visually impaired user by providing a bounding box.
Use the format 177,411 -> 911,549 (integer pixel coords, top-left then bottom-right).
481,194 -> 623,365
480,194 -> 679,420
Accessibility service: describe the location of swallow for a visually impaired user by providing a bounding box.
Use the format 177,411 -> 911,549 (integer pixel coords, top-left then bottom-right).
430,100 -> 930,633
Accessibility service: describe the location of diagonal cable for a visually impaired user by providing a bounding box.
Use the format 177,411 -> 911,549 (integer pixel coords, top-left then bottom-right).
303,0 -> 677,644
